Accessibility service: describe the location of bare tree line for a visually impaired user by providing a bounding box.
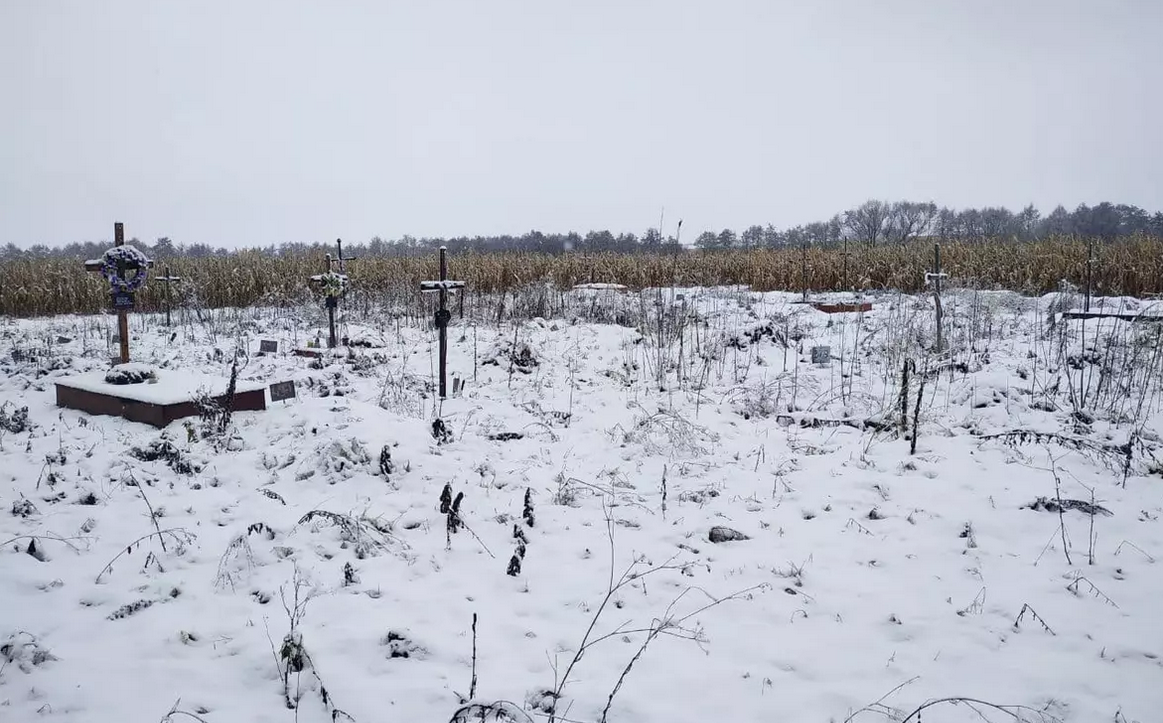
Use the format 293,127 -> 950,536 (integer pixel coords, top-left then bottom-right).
4,200 -> 1160,262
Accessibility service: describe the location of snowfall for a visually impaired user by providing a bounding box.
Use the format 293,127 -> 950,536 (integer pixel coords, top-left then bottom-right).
1,286 -> 1160,723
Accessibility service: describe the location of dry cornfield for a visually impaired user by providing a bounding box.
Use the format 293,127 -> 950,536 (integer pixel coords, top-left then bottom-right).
2,235 -> 1161,318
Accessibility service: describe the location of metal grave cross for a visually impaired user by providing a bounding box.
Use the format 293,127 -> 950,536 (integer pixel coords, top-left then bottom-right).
308,240 -> 356,349
157,266 -> 182,327
420,246 -> 465,399
923,243 -> 947,353
84,222 -> 154,364
333,237 -> 356,274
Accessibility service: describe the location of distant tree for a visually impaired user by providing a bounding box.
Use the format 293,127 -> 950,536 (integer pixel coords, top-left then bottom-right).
641,227 -> 663,252
1151,212 -> 1163,237
1116,204 -> 1150,235
521,230 -> 548,253
979,207 -> 1015,238
615,232 -> 639,253
957,208 -> 984,238
1091,202 -> 1123,240
1016,204 -> 1041,240
843,200 -> 890,245
741,224 -> 764,250
153,237 -> 177,258
694,231 -> 719,251
802,222 -> 832,246
367,236 -> 388,255
762,224 -> 783,248
828,214 -> 844,244
583,230 -> 616,252
934,207 -> 958,239
185,243 -> 215,258
886,201 -> 938,243
717,229 -> 738,249
1040,205 -> 1073,236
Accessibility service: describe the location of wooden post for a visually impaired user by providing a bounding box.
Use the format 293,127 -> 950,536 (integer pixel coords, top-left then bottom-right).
113,224 -> 129,362
801,238 -> 809,302
421,247 -> 465,400
842,236 -> 849,292
1085,239 -> 1093,312
438,247 -> 448,398
164,266 -> 172,326
117,310 -> 130,363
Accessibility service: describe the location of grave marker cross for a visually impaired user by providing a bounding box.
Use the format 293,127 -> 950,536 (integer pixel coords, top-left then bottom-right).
420,246 -> 465,399
333,237 -> 356,274
83,222 -> 154,364
156,266 -> 182,326
308,239 -> 356,349
924,243 -> 948,353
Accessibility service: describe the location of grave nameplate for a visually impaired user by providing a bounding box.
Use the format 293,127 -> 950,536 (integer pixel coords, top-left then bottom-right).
270,380 -> 297,402
259,340 -> 279,354
112,291 -> 135,311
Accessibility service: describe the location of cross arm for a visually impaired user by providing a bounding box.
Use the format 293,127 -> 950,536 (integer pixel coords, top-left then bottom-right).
420,280 -> 465,291
85,259 -> 156,271
310,272 -> 349,283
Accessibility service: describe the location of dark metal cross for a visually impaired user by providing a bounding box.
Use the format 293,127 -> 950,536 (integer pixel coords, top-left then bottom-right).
317,253 -> 340,349
924,243 -> 947,352
332,238 -> 356,274
420,246 -> 465,399
323,239 -> 356,348
157,266 -> 182,327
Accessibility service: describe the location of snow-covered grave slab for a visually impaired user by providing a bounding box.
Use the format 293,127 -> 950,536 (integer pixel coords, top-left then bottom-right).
791,292 -> 874,314
1060,310 -> 1163,322
54,366 -> 267,427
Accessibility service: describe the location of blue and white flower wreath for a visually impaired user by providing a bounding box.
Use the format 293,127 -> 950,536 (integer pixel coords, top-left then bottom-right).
100,245 -> 151,292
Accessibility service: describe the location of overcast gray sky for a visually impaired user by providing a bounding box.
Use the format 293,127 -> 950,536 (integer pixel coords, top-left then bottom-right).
3,1 -> 1161,249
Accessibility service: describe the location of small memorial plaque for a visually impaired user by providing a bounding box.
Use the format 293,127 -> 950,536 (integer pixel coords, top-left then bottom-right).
269,380 -> 297,402
259,340 -> 278,354
112,291 -> 135,310
810,345 -> 831,365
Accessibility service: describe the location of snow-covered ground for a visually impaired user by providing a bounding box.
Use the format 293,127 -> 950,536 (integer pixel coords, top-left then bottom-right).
2,288 -> 1161,723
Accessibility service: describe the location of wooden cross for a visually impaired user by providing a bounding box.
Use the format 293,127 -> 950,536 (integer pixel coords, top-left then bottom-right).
84,222 -> 154,364
420,246 -> 465,399
156,266 -> 182,327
